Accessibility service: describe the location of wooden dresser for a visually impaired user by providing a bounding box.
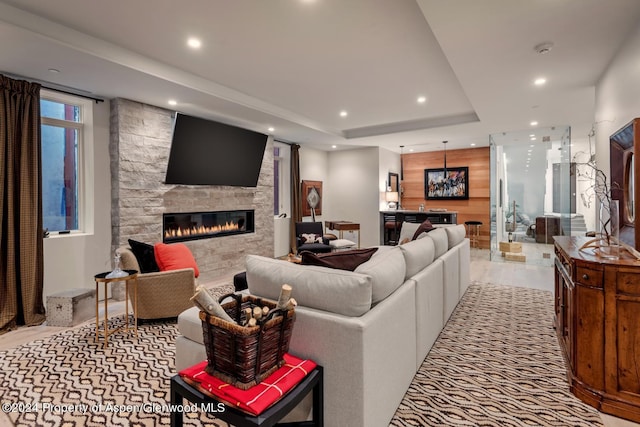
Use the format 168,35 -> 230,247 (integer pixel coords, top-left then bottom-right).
554,236 -> 640,422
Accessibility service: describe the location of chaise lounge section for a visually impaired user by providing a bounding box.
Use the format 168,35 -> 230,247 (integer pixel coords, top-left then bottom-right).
175,224 -> 470,427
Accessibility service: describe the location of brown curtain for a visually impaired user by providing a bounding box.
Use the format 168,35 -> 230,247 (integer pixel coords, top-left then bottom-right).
0,74 -> 45,334
289,144 -> 301,253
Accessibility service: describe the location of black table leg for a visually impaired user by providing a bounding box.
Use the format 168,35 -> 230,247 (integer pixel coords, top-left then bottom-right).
170,379 -> 183,427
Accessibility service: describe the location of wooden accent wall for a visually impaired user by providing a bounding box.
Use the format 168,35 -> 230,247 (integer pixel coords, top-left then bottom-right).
401,147 -> 490,248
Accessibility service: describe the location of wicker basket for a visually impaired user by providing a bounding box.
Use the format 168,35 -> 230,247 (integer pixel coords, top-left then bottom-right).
199,293 -> 296,390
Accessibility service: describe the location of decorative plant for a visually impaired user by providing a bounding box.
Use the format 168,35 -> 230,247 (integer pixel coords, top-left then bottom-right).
571,125 -> 640,258
572,127 -> 616,244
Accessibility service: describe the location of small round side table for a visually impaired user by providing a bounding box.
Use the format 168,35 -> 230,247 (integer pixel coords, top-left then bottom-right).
94,269 -> 138,348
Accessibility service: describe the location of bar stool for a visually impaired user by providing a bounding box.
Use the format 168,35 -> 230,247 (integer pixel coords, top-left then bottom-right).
383,214 -> 401,245
465,220 -> 482,248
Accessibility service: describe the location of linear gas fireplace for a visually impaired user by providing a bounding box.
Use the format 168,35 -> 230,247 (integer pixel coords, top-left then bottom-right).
163,210 -> 255,243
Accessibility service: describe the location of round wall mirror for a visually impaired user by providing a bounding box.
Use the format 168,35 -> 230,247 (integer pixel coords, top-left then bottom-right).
627,153 -> 635,222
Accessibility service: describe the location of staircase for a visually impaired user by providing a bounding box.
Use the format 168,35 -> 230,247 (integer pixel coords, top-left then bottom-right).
560,214 -> 588,236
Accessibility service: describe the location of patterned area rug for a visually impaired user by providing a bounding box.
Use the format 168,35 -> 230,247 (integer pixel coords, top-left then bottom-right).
0,283 -> 604,426
0,284 -> 234,427
391,283 -> 604,426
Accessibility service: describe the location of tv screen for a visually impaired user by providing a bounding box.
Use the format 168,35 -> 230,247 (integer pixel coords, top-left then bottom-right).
165,113 -> 267,187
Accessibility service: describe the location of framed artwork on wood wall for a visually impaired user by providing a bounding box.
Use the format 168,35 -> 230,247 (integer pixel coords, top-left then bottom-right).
424,167 -> 469,200
301,180 -> 323,217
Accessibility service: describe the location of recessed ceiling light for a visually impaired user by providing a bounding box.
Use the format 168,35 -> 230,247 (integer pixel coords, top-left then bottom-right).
168,99 -> 177,106
530,137 -> 536,141
417,96 -> 427,104
48,68 -> 60,73
339,111 -> 348,117
332,145 -> 337,149
409,148 -> 414,152
268,127 -> 275,132
470,143 -> 476,147
530,121 -> 538,126
187,37 -> 202,49
534,77 -> 546,86
534,42 -> 554,55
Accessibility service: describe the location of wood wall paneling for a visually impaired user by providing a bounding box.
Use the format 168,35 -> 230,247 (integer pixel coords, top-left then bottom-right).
401,147 -> 491,248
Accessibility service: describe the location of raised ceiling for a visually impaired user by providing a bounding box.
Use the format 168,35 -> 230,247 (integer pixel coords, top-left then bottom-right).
1,0 -> 639,152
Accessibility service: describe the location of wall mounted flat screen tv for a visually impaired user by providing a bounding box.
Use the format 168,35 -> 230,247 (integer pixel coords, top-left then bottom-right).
165,113 -> 268,187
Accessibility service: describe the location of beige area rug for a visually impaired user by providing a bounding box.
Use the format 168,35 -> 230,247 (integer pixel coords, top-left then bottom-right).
0,284 -> 234,427
391,282 -> 604,426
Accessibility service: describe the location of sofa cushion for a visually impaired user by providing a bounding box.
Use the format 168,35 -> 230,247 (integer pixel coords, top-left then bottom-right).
426,227 -> 449,259
354,246 -> 406,303
301,247 -> 378,271
246,255 -> 372,317
154,242 -> 200,277
398,222 -> 420,245
178,306 -> 203,344
444,224 -> 467,249
329,239 -> 356,249
399,236 -> 435,279
301,233 -> 323,244
128,239 -> 160,273
411,219 -> 435,240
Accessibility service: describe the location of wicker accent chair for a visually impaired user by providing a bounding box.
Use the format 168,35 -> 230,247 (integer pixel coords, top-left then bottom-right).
116,246 -> 196,321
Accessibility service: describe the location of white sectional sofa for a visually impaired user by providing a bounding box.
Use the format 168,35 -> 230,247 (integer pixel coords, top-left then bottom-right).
175,224 -> 470,427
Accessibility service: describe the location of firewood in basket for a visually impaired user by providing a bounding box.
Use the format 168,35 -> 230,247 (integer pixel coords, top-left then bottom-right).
286,298 -> 298,310
253,306 -> 263,321
262,306 -> 269,316
277,284 -> 292,310
190,286 -> 236,324
243,307 -> 253,326
247,318 -> 257,327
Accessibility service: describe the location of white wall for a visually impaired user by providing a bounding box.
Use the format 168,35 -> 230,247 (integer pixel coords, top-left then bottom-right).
299,146 -> 329,224
326,147 -> 381,248
596,20 -> 640,185
43,99 -> 112,299
295,146 -> 385,249
378,147 -> 401,210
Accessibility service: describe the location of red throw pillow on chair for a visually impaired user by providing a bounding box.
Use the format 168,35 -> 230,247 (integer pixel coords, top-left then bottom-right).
154,243 -> 200,278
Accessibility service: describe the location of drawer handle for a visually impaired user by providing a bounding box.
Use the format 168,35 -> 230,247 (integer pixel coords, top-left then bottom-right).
582,274 -> 589,280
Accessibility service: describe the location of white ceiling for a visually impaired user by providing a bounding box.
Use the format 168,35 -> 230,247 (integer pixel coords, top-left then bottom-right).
1,0 -> 639,153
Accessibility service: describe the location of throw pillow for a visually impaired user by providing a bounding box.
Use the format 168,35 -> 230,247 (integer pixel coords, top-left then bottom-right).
128,239 -> 160,273
301,247 -> 378,271
154,242 -> 200,277
411,219 -> 435,241
301,233 -> 322,244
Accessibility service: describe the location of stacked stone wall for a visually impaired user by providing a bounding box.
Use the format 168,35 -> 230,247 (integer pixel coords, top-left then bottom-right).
110,98 -> 274,282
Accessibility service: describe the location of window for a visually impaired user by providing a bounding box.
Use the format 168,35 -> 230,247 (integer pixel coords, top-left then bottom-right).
273,142 -> 290,217
274,146 -> 281,215
40,91 -> 93,233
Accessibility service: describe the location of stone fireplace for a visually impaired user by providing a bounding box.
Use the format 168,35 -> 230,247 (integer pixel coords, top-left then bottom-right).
163,210 -> 255,243
110,98 -> 274,282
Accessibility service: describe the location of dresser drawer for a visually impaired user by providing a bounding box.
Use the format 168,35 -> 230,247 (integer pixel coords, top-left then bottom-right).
575,266 -> 603,287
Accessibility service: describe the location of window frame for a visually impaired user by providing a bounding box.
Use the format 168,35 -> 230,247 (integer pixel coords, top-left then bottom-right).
40,89 -> 94,236
273,141 -> 291,217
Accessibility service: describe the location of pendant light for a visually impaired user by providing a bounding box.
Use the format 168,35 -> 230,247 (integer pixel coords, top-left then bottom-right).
442,140 -> 448,174
400,145 -> 404,180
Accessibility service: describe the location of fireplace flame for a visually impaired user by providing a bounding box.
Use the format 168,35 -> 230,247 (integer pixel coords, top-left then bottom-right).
164,221 -> 240,240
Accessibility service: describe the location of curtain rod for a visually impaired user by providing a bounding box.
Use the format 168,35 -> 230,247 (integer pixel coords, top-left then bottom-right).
274,139 -> 296,146
1,71 -> 104,104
